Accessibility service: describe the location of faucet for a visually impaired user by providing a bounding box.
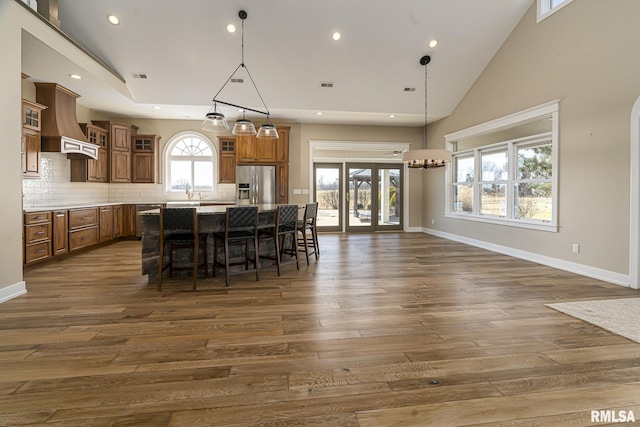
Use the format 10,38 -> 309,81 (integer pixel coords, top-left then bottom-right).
185,183 -> 193,200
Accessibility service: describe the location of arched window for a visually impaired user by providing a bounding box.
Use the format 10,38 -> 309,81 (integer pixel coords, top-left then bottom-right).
164,132 -> 217,193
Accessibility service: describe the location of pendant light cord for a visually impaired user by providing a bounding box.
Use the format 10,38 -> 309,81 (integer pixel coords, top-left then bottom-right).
423,61 -> 428,150
212,11 -> 271,117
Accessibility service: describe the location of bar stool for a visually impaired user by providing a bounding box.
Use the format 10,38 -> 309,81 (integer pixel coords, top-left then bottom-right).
157,207 -> 208,292
259,205 -> 300,276
212,206 -> 260,287
297,202 -> 319,265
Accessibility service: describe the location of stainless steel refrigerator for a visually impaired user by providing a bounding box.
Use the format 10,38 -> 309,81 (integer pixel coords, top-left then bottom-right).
236,165 -> 276,205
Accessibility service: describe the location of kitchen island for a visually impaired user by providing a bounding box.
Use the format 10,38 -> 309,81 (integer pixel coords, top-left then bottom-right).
139,204 -> 290,284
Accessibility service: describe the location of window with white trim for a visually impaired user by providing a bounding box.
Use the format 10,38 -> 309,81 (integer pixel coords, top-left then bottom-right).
537,0 -> 575,22
445,101 -> 559,232
164,132 -> 217,193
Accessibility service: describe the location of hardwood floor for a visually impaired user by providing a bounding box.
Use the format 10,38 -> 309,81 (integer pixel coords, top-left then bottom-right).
1,233 -> 639,426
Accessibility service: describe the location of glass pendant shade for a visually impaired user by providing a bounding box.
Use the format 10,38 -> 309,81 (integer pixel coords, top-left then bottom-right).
202,111 -> 230,132
257,123 -> 279,139
232,118 -> 257,136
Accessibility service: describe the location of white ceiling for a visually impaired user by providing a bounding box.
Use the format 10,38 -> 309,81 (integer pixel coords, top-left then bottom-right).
21,0 -> 534,127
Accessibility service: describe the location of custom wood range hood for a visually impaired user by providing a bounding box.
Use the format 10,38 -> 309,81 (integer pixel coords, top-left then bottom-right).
35,82 -> 98,160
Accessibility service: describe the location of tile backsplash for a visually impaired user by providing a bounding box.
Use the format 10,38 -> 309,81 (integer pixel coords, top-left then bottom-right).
22,153 -> 236,208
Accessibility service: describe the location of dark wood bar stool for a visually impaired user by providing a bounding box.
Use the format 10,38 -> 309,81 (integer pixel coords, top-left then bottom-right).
157,207 -> 208,292
259,205 -> 300,276
212,206 -> 260,287
297,202 -> 319,265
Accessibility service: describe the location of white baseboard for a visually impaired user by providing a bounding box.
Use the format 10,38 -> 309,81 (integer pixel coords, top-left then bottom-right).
0,281 -> 27,304
422,227 -> 630,287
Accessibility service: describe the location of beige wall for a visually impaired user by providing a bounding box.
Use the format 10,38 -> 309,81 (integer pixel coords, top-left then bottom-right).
0,1 -> 27,300
426,0 -> 640,276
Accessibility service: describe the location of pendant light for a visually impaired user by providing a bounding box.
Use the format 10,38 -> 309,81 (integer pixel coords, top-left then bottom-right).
202,10 -> 277,139
232,111 -> 257,136
402,55 -> 452,168
202,102 -> 230,132
256,116 -> 278,139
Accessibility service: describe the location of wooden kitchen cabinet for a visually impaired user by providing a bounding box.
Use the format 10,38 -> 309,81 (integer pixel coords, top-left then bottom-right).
131,134 -> 160,183
110,150 -> 132,183
69,208 -> 99,251
276,163 -> 289,204
110,123 -> 132,151
218,137 -> 236,183
113,205 -> 123,238
99,206 -> 114,242
256,136 -> 276,162
275,126 -> 290,163
24,211 -> 52,265
123,204 -> 137,237
71,123 -> 108,183
92,121 -> 138,183
236,134 -> 276,163
52,210 -> 69,256
21,100 -> 47,179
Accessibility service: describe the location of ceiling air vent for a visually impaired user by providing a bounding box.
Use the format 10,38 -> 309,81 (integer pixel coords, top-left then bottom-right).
404,87 -> 416,92
231,78 -> 244,83
320,82 -> 334,88
131,73 -> 148,79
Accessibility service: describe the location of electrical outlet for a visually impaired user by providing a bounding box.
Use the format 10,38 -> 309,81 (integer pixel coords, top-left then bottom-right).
572,243 -> 580,253
431,219 -> 435,225
293,189 -> 302,195
302,189 -> 309,194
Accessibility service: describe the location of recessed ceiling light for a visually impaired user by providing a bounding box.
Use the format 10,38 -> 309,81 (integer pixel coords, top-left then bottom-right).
429,39 -> 438,48
332,32 -> 341,41
107,14 -> 120,25
226,23 -> 236,33
152,106 -> 161,110
69,74 -> 82,80
316,112 -> 323,115
388,114 -> 396,118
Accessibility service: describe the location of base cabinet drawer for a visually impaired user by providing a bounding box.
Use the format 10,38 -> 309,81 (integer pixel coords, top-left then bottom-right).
69,208 -> 99,229
69,226 -> 99,251
25,223 -> 52,244
24,210 -> 52,265
25,211 -> 52,224
25,241 -> 52,264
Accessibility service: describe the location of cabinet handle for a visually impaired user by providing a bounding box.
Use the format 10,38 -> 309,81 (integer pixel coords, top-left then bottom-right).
35,231 -> 45,235
35,249 -> 46,254
82,216 -> 90,220
81,236 -> 89,241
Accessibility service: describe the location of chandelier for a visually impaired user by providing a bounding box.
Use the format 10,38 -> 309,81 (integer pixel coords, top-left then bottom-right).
402,55 -> 452,168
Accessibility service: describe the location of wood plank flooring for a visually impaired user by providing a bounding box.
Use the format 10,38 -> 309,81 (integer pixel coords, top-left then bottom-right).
1,232 -> 639,426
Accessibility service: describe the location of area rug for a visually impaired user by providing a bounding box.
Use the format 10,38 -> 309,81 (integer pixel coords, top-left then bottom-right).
546,298 -> 640,344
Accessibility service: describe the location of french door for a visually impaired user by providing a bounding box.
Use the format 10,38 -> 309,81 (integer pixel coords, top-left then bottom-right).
346,163 -> 403,232
314,162 -> 403,232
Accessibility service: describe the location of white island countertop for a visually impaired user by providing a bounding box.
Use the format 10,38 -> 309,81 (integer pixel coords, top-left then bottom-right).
23,200 -> 235,213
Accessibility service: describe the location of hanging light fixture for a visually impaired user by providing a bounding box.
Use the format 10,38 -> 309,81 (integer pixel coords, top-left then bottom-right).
202,102 -> 229,132
202,10 -> 278,139
402,55 -> 452,168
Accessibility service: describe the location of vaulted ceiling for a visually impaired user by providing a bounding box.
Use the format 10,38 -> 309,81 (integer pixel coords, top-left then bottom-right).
21,0 -> 534,126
